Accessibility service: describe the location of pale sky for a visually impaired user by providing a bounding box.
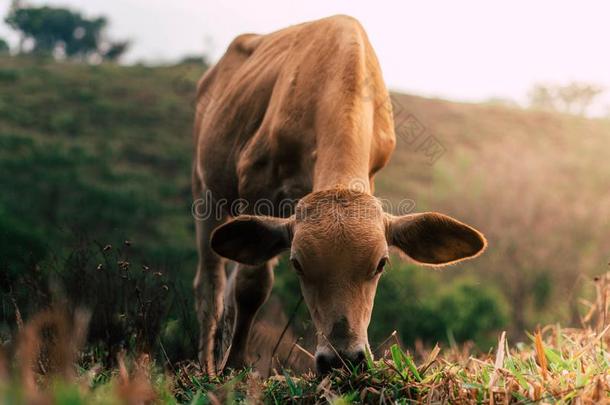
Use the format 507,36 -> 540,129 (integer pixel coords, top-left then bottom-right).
2,0 -> 609,114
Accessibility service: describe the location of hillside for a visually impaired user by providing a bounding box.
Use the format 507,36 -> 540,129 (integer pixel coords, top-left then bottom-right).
382,92 -> 610,335
1,55 -> 609,361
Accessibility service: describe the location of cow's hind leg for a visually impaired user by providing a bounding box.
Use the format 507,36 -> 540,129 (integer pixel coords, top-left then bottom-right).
193,212 -> 227,375
224,261 -> 274,369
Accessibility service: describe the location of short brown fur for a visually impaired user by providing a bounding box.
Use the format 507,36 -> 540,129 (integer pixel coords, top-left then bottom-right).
193,15 -> 486,374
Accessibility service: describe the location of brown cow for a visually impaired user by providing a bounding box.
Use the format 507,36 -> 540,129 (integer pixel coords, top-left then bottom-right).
192,15 -> 486,375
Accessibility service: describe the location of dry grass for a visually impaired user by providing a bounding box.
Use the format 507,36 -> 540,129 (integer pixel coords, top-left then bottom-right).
169,321 -> 609,404
0,272 -> 608,404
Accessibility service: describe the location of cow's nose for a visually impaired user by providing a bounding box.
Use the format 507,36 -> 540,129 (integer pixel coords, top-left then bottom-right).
315,349 -> 367,374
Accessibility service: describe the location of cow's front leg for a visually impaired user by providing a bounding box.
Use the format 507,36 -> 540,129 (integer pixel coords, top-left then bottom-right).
224,261 -> 274,369
193,213 -> 227,375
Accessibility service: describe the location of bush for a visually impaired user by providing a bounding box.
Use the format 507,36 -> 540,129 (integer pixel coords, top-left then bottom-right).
0,38 -> 8,54
0,204 -> 49,341
0,67 -> 19,82
49,110 -> 81,135
435,279 -> 508,348
0,234 -> 198,365
0,204 -> 47,275
370,262 -> 508,350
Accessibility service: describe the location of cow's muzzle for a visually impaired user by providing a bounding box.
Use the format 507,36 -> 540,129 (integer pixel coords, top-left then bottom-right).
315,349 -> 367,374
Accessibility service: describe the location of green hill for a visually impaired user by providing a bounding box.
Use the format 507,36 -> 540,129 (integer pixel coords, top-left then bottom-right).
1,56 -> 608,358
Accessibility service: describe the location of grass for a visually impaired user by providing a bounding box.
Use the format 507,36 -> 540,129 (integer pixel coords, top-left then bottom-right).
1,325 -> 608,403
166,323 -> 610,403
1,272 -> 608,404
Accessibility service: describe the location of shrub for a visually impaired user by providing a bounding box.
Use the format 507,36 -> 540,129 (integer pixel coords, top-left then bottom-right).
370,262 -> 508,350
0,38 -> 8,54
435,279 -> 508,348
0,67 -> 19,82
0,235 -> 198,365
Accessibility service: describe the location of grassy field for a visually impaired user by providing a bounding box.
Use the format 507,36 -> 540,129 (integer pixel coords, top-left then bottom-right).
1,55 -> 609,402
1,275 -> 608,403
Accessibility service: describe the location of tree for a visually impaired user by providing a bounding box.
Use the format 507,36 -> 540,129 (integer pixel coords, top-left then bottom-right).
528,82 -> 604,116
5,3 -> 129,62
0,38 -> 9,54
528,84 -> 557,112
102,40 -> 130,62
557,83 -> 604,116
179,54 -> 210,66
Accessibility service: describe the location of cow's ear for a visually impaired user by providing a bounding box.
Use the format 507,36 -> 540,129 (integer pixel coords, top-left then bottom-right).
211,215 -> 294,265
386,212 -> 486,266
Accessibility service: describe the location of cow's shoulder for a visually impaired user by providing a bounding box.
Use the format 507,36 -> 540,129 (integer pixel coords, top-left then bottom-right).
226,33 -> 263,56
315,14 -> 365,32
195,32 -> 264,108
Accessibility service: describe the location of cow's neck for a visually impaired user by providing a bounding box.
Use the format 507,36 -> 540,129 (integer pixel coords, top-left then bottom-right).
312,134 -> 372,194
309,72 -> 376,195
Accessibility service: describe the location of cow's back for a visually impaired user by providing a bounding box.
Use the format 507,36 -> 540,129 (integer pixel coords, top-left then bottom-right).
193,15 -> 395,214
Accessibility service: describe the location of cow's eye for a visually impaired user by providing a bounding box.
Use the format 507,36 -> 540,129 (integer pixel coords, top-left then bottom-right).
375,257 -> 388,275
291,258 -> 304,275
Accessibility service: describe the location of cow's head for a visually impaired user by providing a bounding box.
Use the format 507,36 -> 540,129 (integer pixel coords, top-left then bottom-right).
210,189 -> 486,374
